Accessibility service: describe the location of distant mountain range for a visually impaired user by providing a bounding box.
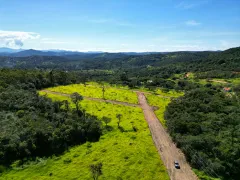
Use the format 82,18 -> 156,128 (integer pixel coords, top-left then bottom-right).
0,47 -> 219,57
0,47 -> 23,53
0,48 -> 103,57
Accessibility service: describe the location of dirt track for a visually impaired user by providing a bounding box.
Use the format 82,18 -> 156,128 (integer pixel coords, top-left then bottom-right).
210,80 -> 227,84
40,90 -> 141,107
137,92 -> 198,180
41,89 -> 197,179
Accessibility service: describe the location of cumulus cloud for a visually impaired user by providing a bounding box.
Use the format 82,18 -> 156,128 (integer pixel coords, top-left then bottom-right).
0,30 -> 40,48
185,20 -> 201,26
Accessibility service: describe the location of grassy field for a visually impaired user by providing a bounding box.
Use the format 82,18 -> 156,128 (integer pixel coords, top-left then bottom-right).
1,88 -> 169,180
193,169 -> 221,180
46,83 -> 138,104
154,89 -> 184,98
171,72 -> 240,87
145,95 -> 171,127
146,90 -> 183,127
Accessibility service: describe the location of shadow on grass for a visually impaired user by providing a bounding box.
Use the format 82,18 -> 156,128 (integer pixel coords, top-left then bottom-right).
118,126 -> 125,132
105,125 -> 114,131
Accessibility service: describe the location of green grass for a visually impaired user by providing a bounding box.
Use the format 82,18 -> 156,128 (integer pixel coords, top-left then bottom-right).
146,90 -> 183,127
228,77 -> 240,85
191,78 -> 240,87
193,169 -> 221,180
154,89 -> 184,98
1,91 -> 169,180
146,95 -> 171,127
46,83 -> 138,104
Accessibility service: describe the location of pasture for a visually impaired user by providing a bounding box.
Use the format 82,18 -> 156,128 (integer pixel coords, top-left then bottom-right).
1,84 -> 169,180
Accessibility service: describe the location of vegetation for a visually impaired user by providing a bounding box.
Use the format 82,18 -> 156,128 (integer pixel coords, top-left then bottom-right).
0,92 -> 169,180
0,47 -> 240,180
145,89 -> 183,126
46,84 -> 138,104
0,87 -> 101,167
165,88 -> 240,179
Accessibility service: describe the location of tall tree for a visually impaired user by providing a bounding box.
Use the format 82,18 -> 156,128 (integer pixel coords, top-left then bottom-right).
102,116 -> 111,126
62,100 -> 69,111
101,84 -> 105,99
70,92 -> 83,115
116,114 -> 122,128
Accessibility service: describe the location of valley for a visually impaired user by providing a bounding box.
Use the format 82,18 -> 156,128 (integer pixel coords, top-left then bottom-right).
0,47 -> 239,180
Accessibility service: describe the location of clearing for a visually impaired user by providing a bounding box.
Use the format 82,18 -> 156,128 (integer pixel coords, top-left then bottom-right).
1,85 -> 169,180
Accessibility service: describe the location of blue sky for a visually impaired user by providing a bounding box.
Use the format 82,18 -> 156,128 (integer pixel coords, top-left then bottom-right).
0,0 -> 240,52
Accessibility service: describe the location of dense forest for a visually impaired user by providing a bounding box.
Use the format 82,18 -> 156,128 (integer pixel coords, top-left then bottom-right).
0,69 -> 102,167
0,47 -> 239,179
165,88 -> 240,179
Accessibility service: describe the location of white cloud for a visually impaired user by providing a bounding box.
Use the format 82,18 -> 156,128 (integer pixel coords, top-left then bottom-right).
0,30 -> 40,48
185,20 -> 201,26
176,1 -> 209,10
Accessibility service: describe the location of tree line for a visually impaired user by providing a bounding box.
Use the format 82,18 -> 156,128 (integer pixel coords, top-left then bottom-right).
0,69 -> 102,167
165,87 -> 240,179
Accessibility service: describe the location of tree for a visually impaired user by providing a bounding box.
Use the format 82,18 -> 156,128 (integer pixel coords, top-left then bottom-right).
70,92 -> 83,115
89,162 -> 103,180
102,116 -> 111,126
116,114 -> 122,128
101,84 -> 105,99
62,100 -> 69,111
48,70 -> 54,86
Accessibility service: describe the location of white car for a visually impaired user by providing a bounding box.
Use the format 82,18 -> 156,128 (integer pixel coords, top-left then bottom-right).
174,160 -> 180,169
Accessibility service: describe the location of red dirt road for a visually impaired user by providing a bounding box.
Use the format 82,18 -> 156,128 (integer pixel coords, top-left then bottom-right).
137,92 -> 198,180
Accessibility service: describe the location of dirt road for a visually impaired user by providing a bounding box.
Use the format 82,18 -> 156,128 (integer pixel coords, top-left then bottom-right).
137,92 -> 198,180
40,90 -> 141,107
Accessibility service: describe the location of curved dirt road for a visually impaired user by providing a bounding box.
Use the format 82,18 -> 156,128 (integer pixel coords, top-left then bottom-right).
40,90 -> 141,107
137,92 -> 198,180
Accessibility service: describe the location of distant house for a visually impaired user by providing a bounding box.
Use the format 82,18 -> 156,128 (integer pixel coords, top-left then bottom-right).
223,87 -> 231,92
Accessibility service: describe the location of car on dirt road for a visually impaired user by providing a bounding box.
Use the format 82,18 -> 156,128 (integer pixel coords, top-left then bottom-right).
174,160 -> 180,169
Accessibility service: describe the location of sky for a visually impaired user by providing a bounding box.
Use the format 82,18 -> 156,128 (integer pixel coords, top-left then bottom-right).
0,0 -> 240,52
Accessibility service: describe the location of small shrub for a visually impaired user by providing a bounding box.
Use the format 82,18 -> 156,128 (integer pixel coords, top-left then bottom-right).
89,162 -> 103,180
86,150 -> 92,155
16,110 -> 25,118
101,149 -> 107,153
132,126 -> 138,132
63,158 -> 72,164
131,136 -> 136,140
73,154 -> 79,158
86,142 -> 92,148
